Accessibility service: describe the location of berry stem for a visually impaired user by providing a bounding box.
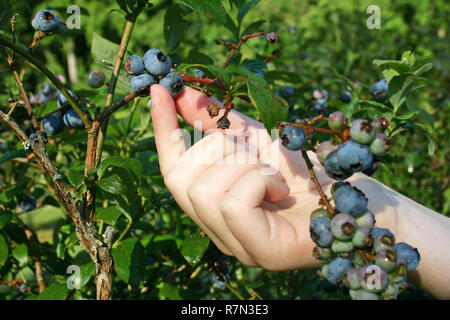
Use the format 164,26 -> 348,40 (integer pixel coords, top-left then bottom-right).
280,121 -> 339,135
222,32 -> 268,69
301,150 -> 334,214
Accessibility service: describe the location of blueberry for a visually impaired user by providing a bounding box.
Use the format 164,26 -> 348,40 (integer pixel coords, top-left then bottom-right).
331,213 -> 357,241
193,68 -> 206,78
370,79 -> 388,101
144,48 -> 172,77
283,85 -> 295,97
38,92 -> 51,106
314,98 -> 328,112
130,74 -> 156,93
371,227 -> 395,243
373,234 -> 395,253
43,114 -> 63,135
159,72 -> 184,98
281,126 -> 306,151
334,184 -> 368,217
331,181 -> 347,196
362,159 -> 378,176
57,89 -> 78,108
29,131 -> 48,144
370,133 -> 390,156
325,257 -> 353,285
344,268 -> 361,290
312,246 -> 334,263
341,91 -> 352,103
371,118 -> 389,133
381,284 -> 400,300
350,119 -> 376,145
216,115 -> 230,129
352,226 -> 373,248
125,55 -> 145,76
39,83 -> 55,96
355,210 -> 375,229
310,208 -> 332,222
352,250 -> 366,267
390,257 -> 408,282
331,240 -> 354,254
19,195 -> 36,212
353,289 -> 380,300
63,109 -> 91,129
87,71 -> 106,88
328,111 -> 347,130
324,150 -> 353,180
31,10 -> 61,33
358,264 -> 388,293
313,89 -> 328,100
395,242 -> 420,272
310,217 -> 334,248
375,249 -> 397,272
336,140 -> 374,173
316,140 -> 339,164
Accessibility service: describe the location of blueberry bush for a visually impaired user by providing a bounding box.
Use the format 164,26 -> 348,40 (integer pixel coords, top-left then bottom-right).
0,0 -> 448,300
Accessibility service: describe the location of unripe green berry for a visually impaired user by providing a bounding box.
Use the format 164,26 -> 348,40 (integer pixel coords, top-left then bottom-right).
355,210 -> 375,229
374,234 -> 395,253
331,239 -> 354,253
313,246 -> 335,263
310,208 -> 332,222
375,249 -> 397,272
328,111 -> 347,130
370,133 -> 390,156
331,213 -> 357,241
352,226 -> 373,248
316,141 -> 339,164
343,268 -> 361,290
359,264 -> 388,293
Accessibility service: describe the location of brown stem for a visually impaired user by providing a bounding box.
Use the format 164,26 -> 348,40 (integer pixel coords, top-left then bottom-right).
182,76 -> 227,91
222,32 -> 267,69
21,222 -> 46,292
301,150 -> 334,214
28,32 -> 46,52
101,92 -> 137,120
264,48 -> 279,64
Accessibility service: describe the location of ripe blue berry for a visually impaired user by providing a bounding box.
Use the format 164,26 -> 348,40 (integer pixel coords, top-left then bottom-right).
63,109 -> 91,129
336,140 -> 374,173
125,55 -> 145,76
314,98 -> 328,112
325,257 -> 353,285
159,72 -> 184,98
57,89 -> 78,108
334,184 -> 368,217
350,119 -> 376,144
395,242 -> 420,272
341,91 -> 352,103
87,71 -> 106,88
328,111 -> 347,130
283,85 -> 295,97
355,210 -> 375,229
130,74 -> 156,93
370,133 -> 390,156
316,140 -> 339,164
352,226 -> 373,248
375,249 -> 397,273
310,217 -> 334,248
331,181 -> 347,196
370,79 -> 388,101
310,208 -> 332,221
193,69 -> 206,78
144,48 -> 172,77
31,10 -> 61,33
324,150 -> 353,180
281,126 -> 306,151
331,213 -> 357,241
358,264 -> 388,293
19,195 -> 36,212
43,114 -> 63,135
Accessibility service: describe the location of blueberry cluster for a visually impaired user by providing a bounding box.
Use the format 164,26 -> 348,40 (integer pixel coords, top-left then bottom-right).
124,49 -> 183,98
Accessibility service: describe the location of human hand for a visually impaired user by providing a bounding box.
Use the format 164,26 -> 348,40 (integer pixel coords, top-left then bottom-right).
150,84 -> 398,271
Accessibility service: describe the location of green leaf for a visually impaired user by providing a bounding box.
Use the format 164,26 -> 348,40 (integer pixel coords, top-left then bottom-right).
158,282 -> 182,300
37,284 -> 69,300
79,262 -> 96,288
425,134 -> 435,156
247,79 -> 289,132
112,238 -> 146,286
178,0 -> 227,24
97,156 -> 143,183
181,233 -> 210,267
0,211 -> 11,229
412,63 -> 433,76
388,74 -> 415,112
240,19 -> 265,38
164,5 -> 188,51
96,207 -> 122,224
66,169 -> 84,189
96,174 -> 126,195
238,0 -> 260,24
205,64 -> 231,85
12,243 -> 28,267
0,234 -> 8,266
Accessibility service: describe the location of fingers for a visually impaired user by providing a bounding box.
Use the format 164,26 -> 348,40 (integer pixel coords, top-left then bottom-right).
150,85 -> 186,176
175,86 -> 272,152
219,169 -> 302,270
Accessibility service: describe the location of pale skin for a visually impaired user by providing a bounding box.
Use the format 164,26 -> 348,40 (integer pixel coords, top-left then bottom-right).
149,84 -> 450,299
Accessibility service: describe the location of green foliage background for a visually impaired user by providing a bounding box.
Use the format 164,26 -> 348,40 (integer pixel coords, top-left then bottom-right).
0,0 -> 448,300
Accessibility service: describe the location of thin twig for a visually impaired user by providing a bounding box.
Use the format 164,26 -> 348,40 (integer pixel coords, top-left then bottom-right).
222,32 -> 267,69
